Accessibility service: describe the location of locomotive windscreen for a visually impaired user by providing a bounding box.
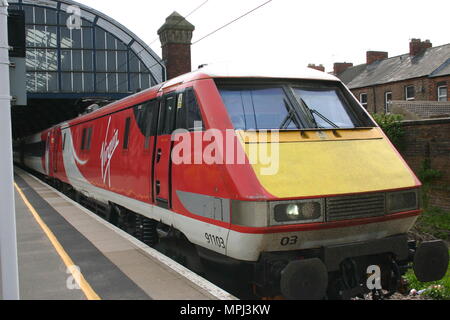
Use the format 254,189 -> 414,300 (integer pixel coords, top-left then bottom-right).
217,81 -> 374,131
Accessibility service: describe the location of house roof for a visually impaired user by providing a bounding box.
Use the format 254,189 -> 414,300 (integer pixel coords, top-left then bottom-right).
430,58 -> 450,78
337,44 -> 450,89
389,100 -> 450,119
337,64 -> 367,85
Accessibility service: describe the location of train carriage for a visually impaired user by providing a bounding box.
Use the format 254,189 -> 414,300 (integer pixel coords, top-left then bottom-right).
16,64 -> 449,300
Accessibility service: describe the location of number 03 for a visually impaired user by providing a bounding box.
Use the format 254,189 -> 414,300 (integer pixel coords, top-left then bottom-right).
280,236 -> 298,246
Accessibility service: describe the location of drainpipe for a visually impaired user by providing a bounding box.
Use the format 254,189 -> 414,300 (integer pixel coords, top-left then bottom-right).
372,87 -> 377,114
0,0 -> 20,300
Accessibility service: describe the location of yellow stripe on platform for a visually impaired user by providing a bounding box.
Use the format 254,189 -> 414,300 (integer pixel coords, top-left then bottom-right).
14,182 -> 101,300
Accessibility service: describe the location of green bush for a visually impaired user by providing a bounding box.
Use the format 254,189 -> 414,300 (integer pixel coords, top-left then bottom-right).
417,159 -> 443,208
418,159 -> 443,185
372,113 -> 405,149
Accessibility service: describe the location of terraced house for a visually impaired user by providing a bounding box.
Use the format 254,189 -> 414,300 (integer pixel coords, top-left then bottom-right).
334,39 -> 450,115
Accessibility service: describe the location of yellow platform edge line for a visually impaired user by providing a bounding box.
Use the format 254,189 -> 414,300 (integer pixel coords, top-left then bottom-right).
14,182 -> 101,301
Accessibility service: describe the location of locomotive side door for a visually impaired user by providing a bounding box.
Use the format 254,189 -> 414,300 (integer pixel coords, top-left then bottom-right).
153,93 -> 177,208
47,128 -> 57,176
52,128 -> 61,174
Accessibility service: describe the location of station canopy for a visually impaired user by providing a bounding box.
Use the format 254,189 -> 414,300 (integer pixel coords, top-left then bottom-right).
8,0 -> 165,138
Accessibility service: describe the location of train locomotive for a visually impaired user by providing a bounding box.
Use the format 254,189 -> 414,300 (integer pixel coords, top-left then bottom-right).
15,64 -> 449,300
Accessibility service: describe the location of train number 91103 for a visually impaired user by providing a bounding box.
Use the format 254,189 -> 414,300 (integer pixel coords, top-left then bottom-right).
205,233 -> 226,249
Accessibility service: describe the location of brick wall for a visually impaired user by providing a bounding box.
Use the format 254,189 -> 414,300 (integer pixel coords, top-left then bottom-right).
351,75 -> 450,113
400,118 -> 450,211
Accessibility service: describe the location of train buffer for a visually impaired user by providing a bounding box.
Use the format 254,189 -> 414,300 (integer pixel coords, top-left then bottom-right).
9,167 -> 236,300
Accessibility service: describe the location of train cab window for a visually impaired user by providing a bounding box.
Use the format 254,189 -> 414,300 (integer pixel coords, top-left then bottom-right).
164,96 -> 177,134
219,87 -> 301,130
292,88 -> 356,129
175,89 -> 204,131
81,129 -> 86,150
81,127 -> 93,151
134,100 -> 158,137
123,117 -> 131,150
134,100 -> 159,149
86,127 -> 92,150
157,95 -> 177,135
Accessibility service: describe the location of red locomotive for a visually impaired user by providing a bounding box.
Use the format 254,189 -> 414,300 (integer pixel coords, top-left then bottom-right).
16,64 -> 449,299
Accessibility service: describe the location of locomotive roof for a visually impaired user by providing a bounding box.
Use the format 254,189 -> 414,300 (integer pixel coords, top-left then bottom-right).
161,62 -> 340,90
60,62 -> 341,129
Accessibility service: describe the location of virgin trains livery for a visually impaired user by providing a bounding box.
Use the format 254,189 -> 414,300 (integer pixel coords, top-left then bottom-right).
14,64 -> 449,300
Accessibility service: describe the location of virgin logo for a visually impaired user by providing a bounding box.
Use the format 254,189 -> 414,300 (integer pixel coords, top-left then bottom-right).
100,117 -> 120,187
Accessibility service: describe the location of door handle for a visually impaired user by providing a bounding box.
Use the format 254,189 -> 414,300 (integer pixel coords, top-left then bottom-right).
156,148 -> 162,163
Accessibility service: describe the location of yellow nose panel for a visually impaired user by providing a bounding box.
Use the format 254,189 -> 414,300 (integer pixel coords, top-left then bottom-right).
240,129 -> 418,199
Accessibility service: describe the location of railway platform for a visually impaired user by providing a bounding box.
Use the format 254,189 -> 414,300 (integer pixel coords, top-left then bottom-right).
7,167 -> 236,300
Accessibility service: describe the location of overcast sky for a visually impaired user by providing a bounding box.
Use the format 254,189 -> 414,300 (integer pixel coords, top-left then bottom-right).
77,0 -> 449,73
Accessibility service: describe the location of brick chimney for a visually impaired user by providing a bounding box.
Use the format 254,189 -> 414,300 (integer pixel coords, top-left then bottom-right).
158,12 -> 195,80
409,38 -> 432,56
333,62 -> 353,75
308,64 -> 325,72
366,51 -> 388,65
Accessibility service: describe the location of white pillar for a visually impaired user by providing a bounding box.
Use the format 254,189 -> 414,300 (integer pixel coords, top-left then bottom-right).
0,0 -> 20,300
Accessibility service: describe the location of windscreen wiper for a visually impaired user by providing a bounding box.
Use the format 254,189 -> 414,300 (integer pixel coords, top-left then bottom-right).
298,98 -> 320,129
310,109 -> 339,129
279,99 -> 301,130
300,98 -> 339,129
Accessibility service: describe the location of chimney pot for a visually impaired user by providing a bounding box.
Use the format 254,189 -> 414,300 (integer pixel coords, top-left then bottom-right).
308,64 -> 325,72
409,38 -> 432,56
366,51 -> 388,65
333,62 -> 353,75
158,11 -> 195,80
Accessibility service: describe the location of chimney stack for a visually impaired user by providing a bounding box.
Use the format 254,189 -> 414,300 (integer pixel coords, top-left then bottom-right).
366,51 -> 388,65
158,11 -> 195,80
409,38 -> 432,56
333,62 -> 353,75
308,64 -> 325,72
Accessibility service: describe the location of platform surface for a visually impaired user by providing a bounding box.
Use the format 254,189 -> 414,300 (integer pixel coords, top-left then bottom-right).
9,167 -> 235,300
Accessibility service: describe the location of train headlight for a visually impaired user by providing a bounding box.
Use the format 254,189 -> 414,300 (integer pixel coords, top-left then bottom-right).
386,190 -> 419,214
273,201 -> 323,224
286,204 -> 300,219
